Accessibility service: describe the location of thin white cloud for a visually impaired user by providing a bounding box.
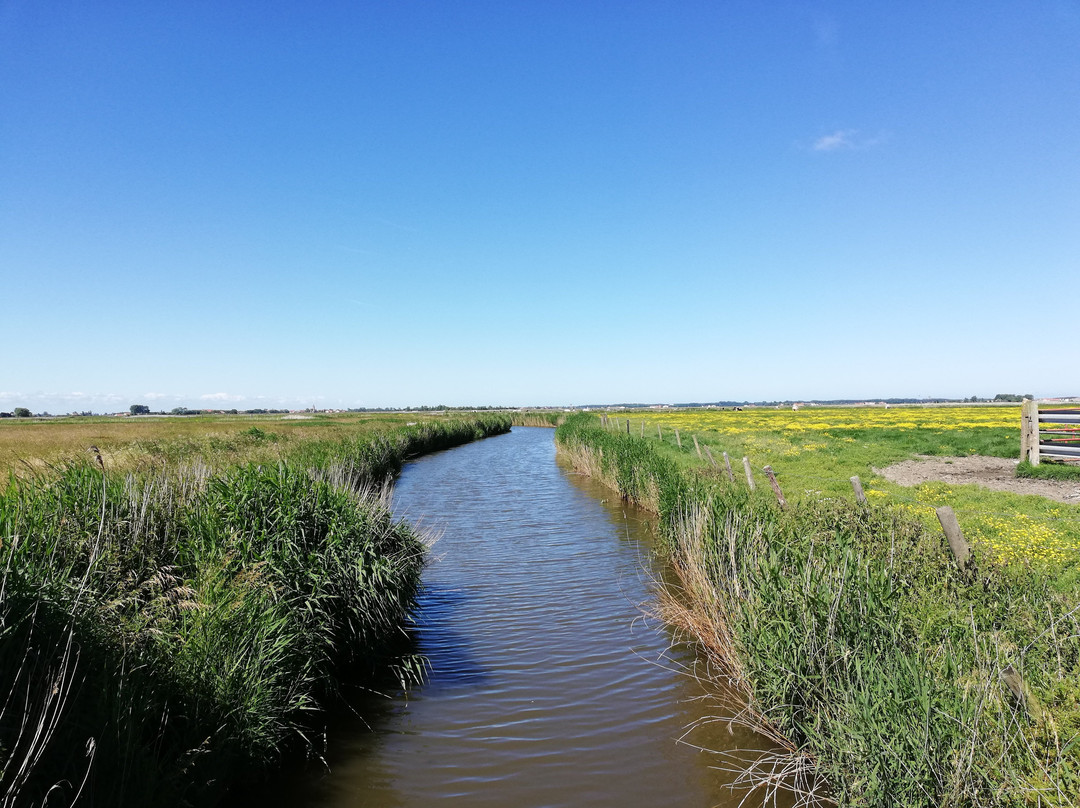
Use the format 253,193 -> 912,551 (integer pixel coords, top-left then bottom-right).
813,129 -> 857,151
811,129 -> 888,153
57,391 -> 123,403
0,390 -> 128,413
0,389 -> 332,413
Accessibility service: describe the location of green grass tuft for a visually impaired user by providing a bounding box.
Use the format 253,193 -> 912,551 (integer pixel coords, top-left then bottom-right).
1017,460 -> 1080,481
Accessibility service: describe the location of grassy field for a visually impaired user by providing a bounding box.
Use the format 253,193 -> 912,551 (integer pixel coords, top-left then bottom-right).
557,411 -> 1080,807
0,411 -> 482,475
0,412 -> 511,806
600,405 -> 1080,571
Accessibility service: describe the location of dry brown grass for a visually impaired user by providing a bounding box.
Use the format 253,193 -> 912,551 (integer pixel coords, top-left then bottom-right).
0,412 -> 445,476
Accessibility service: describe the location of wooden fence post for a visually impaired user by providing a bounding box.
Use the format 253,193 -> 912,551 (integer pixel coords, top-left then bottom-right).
742,457 -> 755,491
850,475 -> 867,506
703,445 -> 718,468
657,424 -> 663,441
674,428 -> 681,448
763,465 -> 786,509
640,419 -> 645,438
1021,398 -> 1040,465
626,418 -> 630,435
936,506 -> 971,572
1000,664 -> 1045,722
722,451 -> 735,482
693,435 -> 703,459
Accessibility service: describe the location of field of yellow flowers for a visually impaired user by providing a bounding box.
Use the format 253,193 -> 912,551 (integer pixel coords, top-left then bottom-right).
609,405 -> 1080,569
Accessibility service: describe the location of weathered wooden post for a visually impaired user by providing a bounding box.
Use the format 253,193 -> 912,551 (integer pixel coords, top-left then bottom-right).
640,419 -> 645,438
1021,398 -> 1040,465
743,457 -> 755,491
936,506 -> 971,572
693,435 -> 703,459
763,465 -> 786,509
1000,664 -> 1044,722
850,475 -> 867,505
626,418 -> 630,435
703,445 -> 718,469
657,424 -> 663,441
722,451 -> 735,482
674,428 -> 682,448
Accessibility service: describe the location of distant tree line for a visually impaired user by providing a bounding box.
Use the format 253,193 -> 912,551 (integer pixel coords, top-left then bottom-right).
164,407 -> 290,416
343,405 -> 520,413
120,405 -> 294,416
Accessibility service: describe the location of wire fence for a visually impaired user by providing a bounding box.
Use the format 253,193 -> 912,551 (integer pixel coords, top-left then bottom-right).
596,412 -> 1080,561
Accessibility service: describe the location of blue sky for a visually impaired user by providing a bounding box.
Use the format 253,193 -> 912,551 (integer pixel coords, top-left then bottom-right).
2,2 -> 1078,412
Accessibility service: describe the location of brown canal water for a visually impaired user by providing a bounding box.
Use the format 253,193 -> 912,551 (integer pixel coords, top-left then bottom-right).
276,426 -> 772,807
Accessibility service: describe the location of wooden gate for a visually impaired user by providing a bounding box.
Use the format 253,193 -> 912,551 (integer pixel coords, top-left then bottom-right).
1021,399 -> 1080,464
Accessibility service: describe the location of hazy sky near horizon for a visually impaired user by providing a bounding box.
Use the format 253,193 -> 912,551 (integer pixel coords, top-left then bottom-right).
2,2 -> 1078,412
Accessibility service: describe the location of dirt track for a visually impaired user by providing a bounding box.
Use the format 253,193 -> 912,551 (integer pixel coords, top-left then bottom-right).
877,456 -> 1080,504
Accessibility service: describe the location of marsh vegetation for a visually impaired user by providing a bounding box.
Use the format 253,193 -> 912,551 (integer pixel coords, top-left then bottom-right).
0,413 -> 511,806
557,411 -> 1080,807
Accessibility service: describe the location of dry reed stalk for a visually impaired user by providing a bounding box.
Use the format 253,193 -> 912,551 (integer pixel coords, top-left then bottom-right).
651,503 -> 830,807
554,440 -> 606,483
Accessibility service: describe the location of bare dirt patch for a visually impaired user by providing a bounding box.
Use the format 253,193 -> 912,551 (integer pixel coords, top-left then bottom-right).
877,456 -> 1080,504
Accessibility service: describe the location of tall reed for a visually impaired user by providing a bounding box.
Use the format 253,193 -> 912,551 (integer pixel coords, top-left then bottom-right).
0,415 -> 511,806
556,413 -> 1080,807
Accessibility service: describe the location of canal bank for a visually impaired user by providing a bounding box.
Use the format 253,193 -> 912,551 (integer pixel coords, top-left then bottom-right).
270,426 -> 769,807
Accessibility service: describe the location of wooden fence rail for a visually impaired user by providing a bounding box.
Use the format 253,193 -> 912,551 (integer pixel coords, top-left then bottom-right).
1021,399 -> 1080,464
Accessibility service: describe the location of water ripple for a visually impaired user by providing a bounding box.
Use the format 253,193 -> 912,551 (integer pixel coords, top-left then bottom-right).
284,427 -> 765,808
